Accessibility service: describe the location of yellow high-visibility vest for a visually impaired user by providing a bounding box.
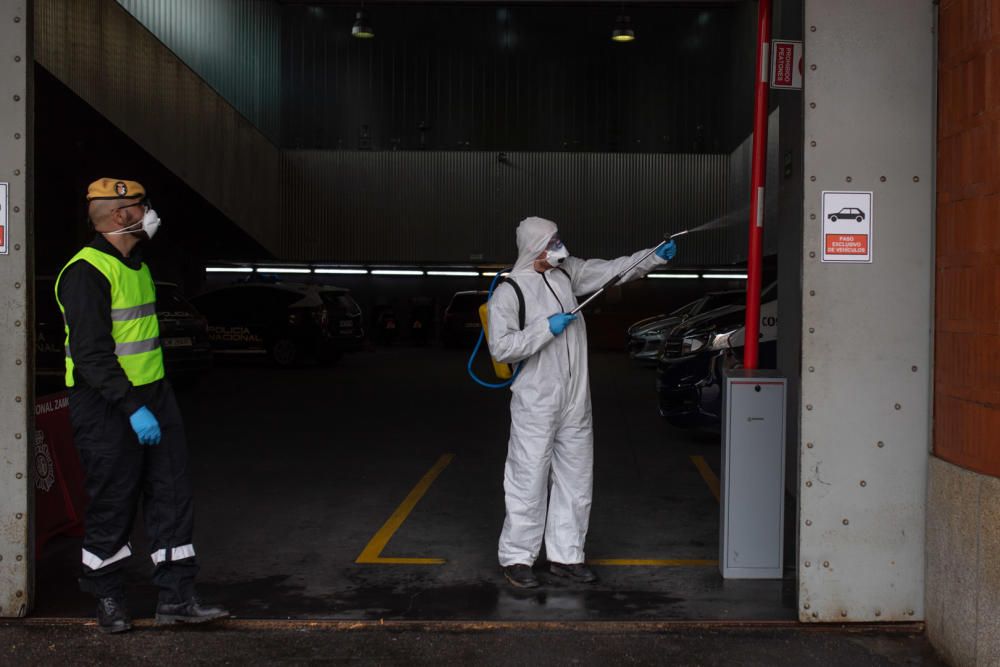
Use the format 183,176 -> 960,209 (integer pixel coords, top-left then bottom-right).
55,247 -> 165,388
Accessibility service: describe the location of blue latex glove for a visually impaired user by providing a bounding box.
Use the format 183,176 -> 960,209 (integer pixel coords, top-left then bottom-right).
656,239 -> 677,261
548,312 -> 577,336
129,406 -> 161,446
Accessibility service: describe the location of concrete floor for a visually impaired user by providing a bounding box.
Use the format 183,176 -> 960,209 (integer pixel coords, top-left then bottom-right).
36,347 -> 795,621
0,621 -> 946,666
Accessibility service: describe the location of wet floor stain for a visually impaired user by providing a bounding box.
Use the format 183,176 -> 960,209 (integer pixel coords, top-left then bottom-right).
193,574 -> 687,621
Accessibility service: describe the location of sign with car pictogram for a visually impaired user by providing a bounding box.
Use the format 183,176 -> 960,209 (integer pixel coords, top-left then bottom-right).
822,191 -> 873,263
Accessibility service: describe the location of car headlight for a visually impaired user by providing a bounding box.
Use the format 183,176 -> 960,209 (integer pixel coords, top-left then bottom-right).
681,333 -> 708,354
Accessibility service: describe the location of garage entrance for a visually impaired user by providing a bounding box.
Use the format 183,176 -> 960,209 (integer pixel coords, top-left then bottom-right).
27,0 -> 801,622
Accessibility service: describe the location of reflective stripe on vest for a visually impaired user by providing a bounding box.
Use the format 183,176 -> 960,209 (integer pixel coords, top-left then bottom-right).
55,246 -> 165,388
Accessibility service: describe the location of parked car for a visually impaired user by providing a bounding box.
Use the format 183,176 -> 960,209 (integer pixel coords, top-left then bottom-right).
442,290 -> 488,348
626,290 -> 745,365
34,277 -> 213,392
656,282 -> 778,428
191,282 -> 364,366
155,282 -> 214,383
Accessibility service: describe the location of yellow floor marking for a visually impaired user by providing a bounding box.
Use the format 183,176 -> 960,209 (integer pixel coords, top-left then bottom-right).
588,559 -> 718,567
356,453 -> 455,565
690,455 -> 721,503
588,458 -> 724,567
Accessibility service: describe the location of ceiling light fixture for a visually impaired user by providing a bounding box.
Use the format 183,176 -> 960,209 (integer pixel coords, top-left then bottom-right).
612,14 -> 635,42
352,9 -> 374,39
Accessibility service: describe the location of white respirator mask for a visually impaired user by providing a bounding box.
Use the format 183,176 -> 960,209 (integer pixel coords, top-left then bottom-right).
545,238 -> 569,266
107,205 -> 161,240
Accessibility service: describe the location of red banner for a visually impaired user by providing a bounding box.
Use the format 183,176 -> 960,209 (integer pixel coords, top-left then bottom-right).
35,392 -> 87,554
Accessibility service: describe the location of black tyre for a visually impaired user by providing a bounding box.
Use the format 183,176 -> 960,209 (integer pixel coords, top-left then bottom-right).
270,338 -> 298,367
856,215 -> 863,222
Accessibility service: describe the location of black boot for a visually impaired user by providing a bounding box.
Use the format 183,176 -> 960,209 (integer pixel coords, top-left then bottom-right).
549,562 -> 599,583
155,598 -> 229,625
503,564 -> 540,589
96,597 -> 132,634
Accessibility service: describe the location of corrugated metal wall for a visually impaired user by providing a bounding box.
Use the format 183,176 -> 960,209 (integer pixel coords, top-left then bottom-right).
37,0 -> 754,268
724,108 -> 781,264
280,150 -> 730,264
35,0 -> 283,255
115,0 -> 282,143
934,0 -> 1000,478
281,3 -> 743,152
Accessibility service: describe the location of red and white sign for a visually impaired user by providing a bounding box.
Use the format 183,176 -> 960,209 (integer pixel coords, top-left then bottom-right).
822,191 -> 873,263
0,182 -> 8,255
770,40 -> 803,90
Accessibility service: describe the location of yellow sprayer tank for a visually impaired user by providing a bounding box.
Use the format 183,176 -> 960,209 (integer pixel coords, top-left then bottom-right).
478,302 -> 513,380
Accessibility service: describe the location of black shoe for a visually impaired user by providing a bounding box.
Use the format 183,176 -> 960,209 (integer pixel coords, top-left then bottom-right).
549,562 -> 599,583
503,564 -> 540,589
96,597 -> 132,634
155,598 -> 229,625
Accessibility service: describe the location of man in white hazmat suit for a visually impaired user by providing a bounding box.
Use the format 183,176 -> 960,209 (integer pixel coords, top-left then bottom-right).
487,216 -> 678,588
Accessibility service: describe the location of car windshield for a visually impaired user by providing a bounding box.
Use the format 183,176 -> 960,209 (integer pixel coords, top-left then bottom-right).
156,286 -> 197,315
320,291 -> 361,314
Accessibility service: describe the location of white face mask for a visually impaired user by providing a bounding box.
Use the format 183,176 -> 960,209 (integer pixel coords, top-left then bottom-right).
545,241 -> 569,266
107,207 -> 161,240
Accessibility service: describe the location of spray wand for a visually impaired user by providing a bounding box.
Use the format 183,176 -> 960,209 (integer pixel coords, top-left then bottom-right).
569,230 -> 689,315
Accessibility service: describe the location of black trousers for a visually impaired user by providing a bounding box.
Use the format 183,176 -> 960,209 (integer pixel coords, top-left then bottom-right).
68,379 -> 198,603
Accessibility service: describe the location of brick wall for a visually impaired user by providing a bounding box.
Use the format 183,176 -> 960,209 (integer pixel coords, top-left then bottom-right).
935,0 -> 1000,476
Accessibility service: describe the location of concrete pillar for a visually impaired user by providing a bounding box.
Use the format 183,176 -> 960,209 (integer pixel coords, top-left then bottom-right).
798,1 -> 935,622
0,0 -> 33,617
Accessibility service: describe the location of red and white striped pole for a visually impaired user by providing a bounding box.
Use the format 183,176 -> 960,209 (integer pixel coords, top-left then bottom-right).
744,0 -> 772,370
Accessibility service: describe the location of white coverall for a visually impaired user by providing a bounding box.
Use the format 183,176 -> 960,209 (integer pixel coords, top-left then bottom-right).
488,217 -> 667,567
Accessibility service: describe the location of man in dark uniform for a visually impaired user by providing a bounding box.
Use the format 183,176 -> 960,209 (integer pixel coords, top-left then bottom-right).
55,178 -> 227,633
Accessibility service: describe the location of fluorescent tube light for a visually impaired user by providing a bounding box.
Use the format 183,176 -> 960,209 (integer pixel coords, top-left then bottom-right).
702,273 -> 748,280
647,273 -> 700,279
314,268 -> 369,275
206,267 -> 253,273
258,267 -> 312,274
371,269 -> 425,276
427,271 -> 480,277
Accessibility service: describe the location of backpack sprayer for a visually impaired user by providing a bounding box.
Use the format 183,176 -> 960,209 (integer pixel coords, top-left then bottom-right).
467,230 -> 689,389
